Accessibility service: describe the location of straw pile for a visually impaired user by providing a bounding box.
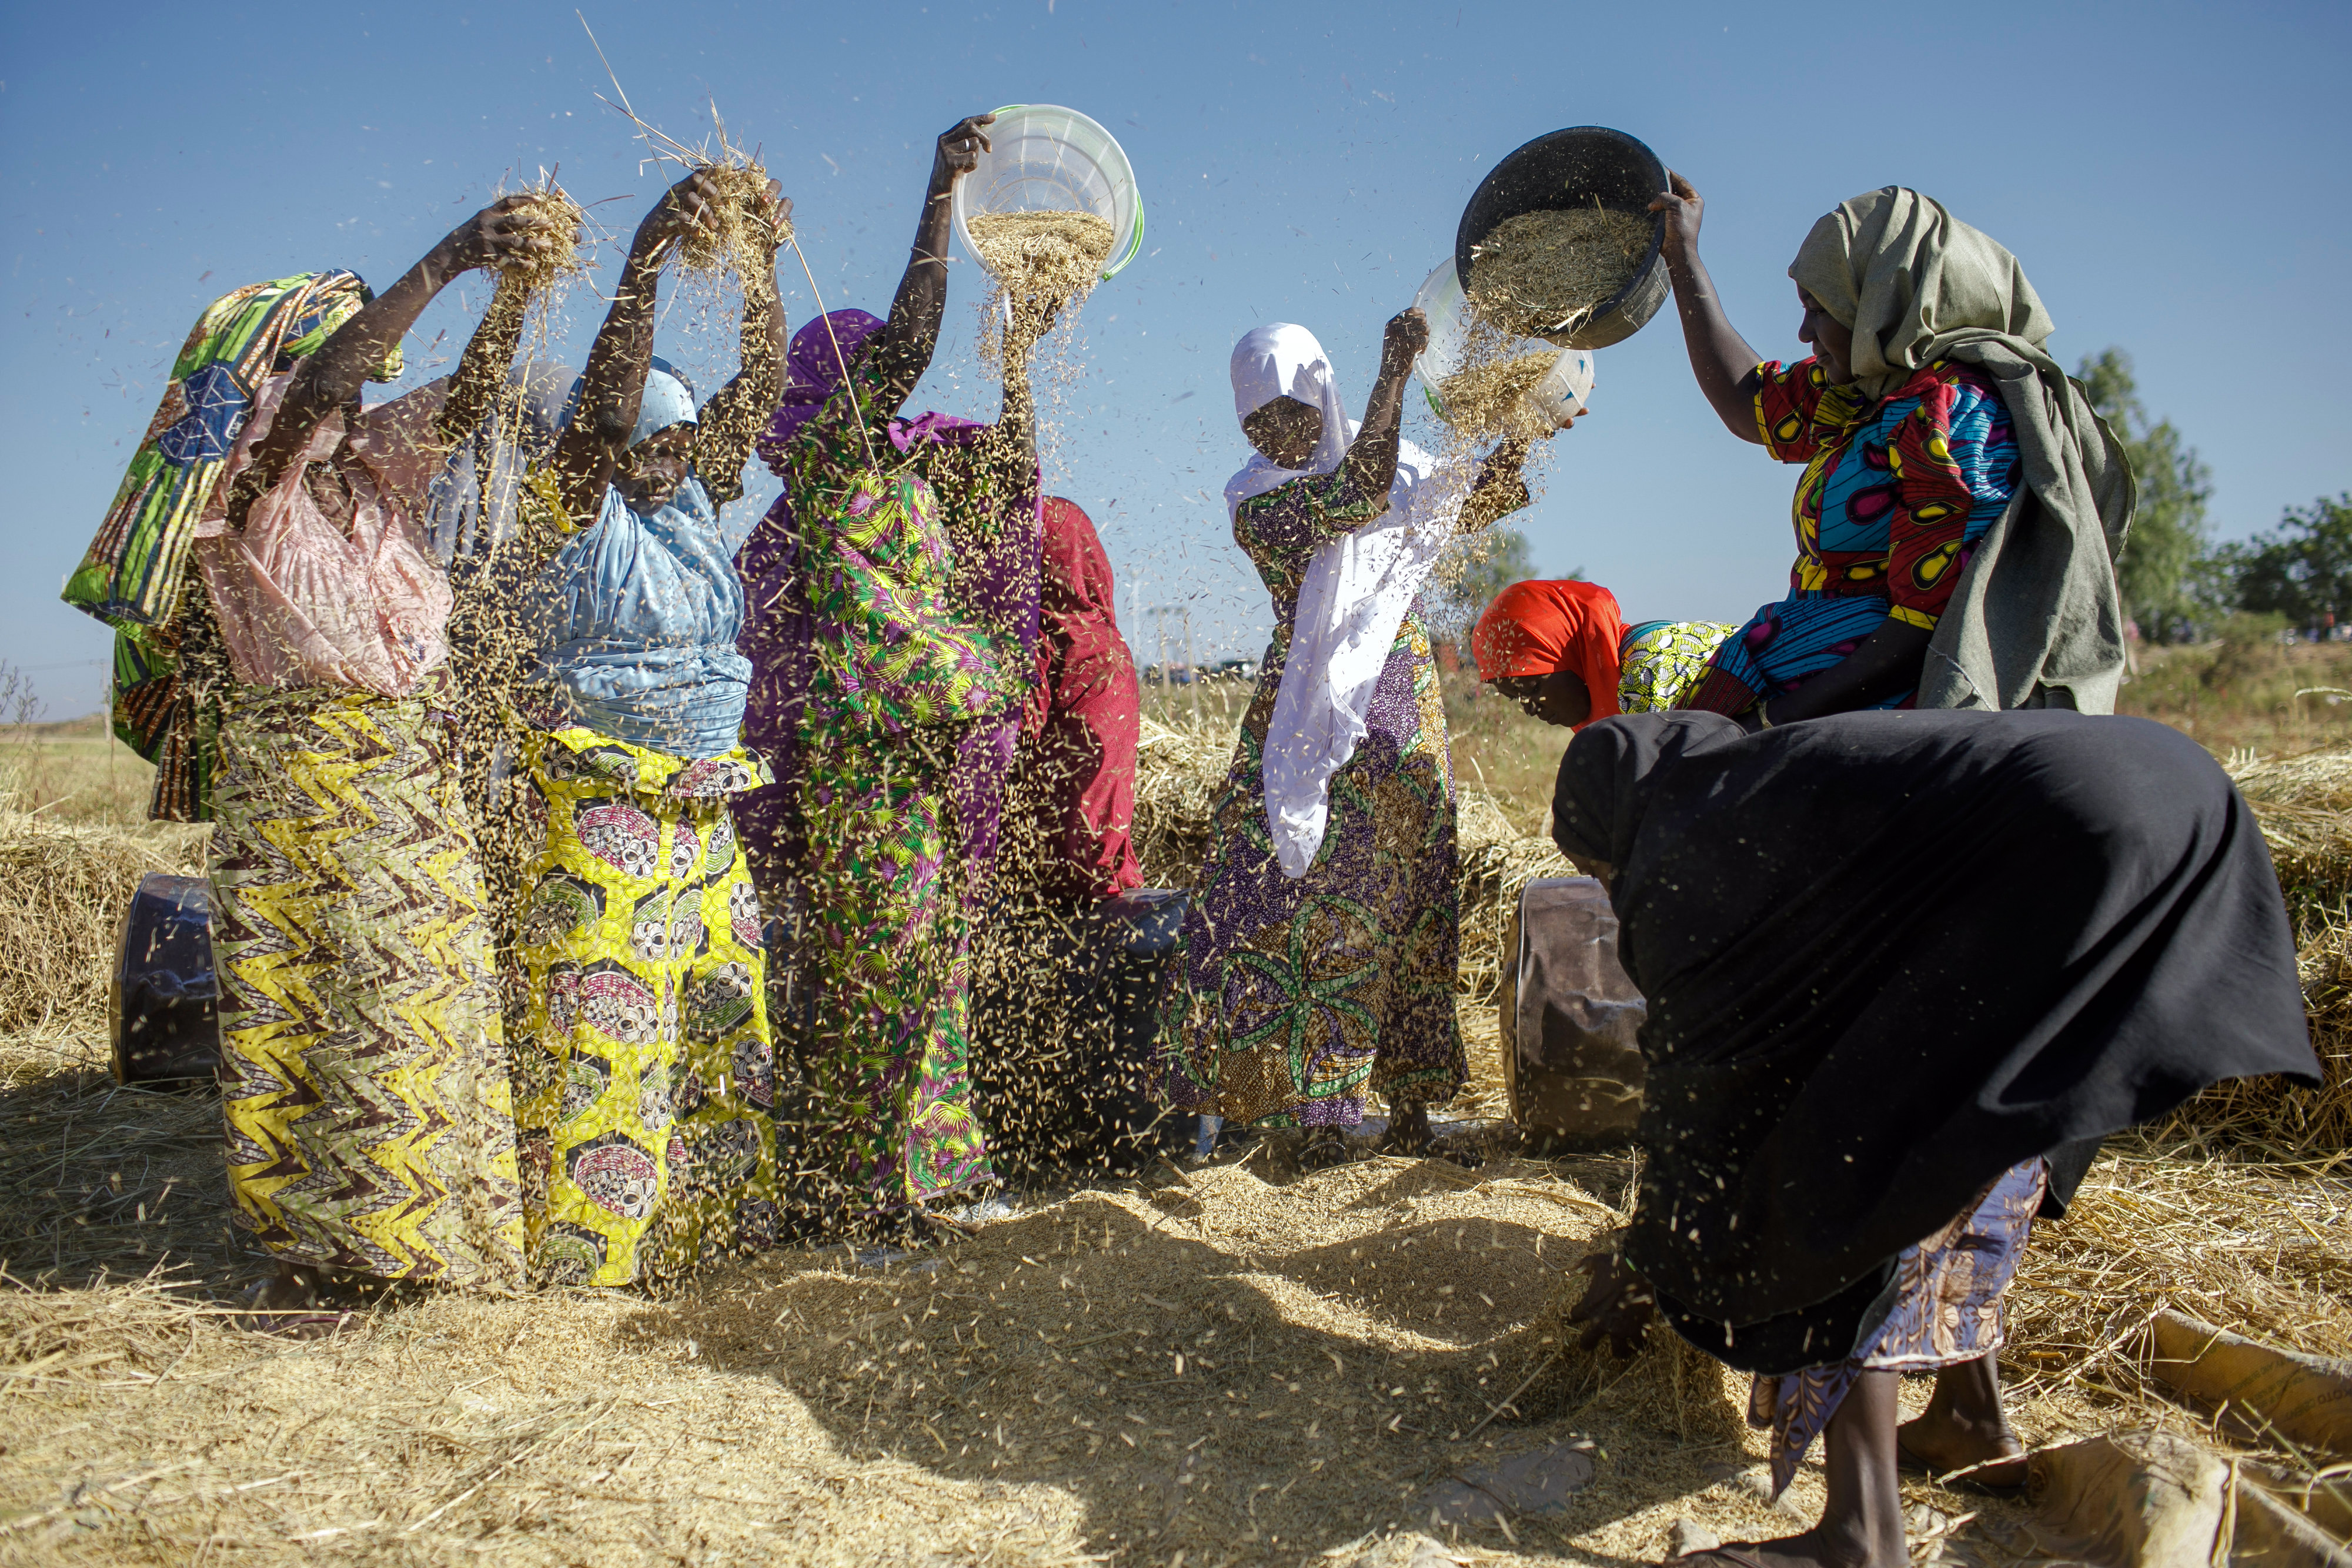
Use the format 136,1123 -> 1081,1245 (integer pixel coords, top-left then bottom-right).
1466,206 -> 1653,341
1438,352 -> 1561,444
0,800 -> 203,1036
1131,716 -> 1235,890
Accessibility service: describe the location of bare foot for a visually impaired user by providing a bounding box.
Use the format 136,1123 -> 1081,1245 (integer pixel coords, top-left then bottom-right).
1897,1352 -> 2026,1489
1679,1527 -> 1903,1568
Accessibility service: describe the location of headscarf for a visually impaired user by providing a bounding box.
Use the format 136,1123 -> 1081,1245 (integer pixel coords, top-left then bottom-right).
1789,188 -> 2136,715
1471,579 -> 1626,728
1550,710 -> 2317,1374
66,269 -> 391,633
631,357 -> 699,447
1228,325 -> 1468,878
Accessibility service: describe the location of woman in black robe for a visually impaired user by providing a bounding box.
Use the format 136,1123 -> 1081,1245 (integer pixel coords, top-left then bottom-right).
1552,708 -> 2318,1568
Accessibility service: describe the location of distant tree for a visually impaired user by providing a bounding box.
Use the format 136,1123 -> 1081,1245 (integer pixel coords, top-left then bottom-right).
2213,494 -> 2352,632
2077,349 -> 2211,641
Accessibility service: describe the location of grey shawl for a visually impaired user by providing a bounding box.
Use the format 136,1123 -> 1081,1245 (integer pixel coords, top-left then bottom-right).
1790,188 -> 2136,714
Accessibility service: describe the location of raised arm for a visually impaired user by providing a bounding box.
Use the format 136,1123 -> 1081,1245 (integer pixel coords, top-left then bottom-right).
866,116 -> 995,411
435,272 -> 536,452
1650,172 -> 1767,443
1339,307 -> 1430,503
228,196 -> 559,525
546,169 -> 724,526
691,185 -> 793,506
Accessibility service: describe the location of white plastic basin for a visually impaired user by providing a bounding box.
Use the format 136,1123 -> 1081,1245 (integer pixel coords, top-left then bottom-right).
951,103 -> 1145,283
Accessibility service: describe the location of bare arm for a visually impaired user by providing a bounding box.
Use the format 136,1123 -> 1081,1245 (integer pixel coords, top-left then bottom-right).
1339,307 -> 1430,507
1758,618 -> 1935,727
228,196 -> 558,526
434,272 -> 535,451
546,170 -> 722,526
1651,172 -> 1766,444
866,116 -> 995,412
692,185 -> 793,504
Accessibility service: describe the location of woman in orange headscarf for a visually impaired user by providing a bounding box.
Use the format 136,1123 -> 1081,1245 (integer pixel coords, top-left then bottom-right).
1472,580 -> 1732,728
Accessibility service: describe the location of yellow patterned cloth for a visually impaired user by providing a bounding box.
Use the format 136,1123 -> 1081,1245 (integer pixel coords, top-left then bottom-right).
209,683 -> 524,1288
510,727 -> 780,1287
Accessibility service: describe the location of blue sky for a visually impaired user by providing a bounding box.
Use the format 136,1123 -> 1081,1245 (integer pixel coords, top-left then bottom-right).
4,1 -> 2347,715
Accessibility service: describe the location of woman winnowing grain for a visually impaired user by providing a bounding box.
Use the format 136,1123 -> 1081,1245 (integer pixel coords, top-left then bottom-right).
65,198 -> 571,1330
735,115 -> 1062,1239
1550,708 -> 2318,1568
1159,314 -> 1555,1165
1649,177 -> 2133,726
505,168 -> 791,1289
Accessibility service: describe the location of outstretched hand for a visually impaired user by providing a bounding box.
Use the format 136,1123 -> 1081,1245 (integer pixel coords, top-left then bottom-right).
443,195 -> 573,274
1649,170 -> 1703,266
1566,1249 -> 1655,1359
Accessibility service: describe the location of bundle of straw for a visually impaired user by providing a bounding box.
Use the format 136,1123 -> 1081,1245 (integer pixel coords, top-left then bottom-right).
496,179 -> 589,292
0,803 -> 203,1036
675,159 -> 789,278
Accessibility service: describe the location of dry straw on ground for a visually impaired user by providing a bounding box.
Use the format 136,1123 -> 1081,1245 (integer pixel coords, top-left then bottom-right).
1466,206 -> 1653,340
0,798 -> 203,1037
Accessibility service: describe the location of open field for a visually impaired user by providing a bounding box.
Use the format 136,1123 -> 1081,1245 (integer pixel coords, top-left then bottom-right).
0,680 -> 2347,1564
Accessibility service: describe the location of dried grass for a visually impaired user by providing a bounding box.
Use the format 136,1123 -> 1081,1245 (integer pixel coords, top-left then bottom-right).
0,801 -> 203,1037
1437,352 -> 1561,444
969,211 -> 1115,300
1466,206 -> 1653,341
676,160 -> 786,278
495,178 -> 589,292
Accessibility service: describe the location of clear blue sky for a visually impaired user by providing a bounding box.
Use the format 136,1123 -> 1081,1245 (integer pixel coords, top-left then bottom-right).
5,1 -> 2347,716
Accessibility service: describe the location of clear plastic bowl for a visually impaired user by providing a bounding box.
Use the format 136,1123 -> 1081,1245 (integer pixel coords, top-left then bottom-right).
1412,258 -> 1595,430
951,104 -> 1145,283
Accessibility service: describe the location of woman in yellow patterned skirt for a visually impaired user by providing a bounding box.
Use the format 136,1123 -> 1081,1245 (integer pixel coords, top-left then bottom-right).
505,169 -> 791,1286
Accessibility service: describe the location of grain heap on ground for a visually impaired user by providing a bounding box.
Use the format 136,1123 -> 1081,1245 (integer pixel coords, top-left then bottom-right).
1439,351 -> 1563,443
1467,206 -> 1652,340
969,210 -> 1115,313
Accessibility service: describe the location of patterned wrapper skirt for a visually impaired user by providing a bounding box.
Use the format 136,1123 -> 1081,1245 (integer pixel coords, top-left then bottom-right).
800,727 -> 994,1214
209,683 -> 525,1289
1749,1158 -> 2048,1495
510,728 -> 780,1288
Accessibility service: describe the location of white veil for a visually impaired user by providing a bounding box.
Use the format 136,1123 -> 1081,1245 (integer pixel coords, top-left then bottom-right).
1225,325 -> 1468,879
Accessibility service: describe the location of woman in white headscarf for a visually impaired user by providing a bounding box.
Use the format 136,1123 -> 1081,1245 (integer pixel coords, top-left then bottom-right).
1162,309 -> 1548,1162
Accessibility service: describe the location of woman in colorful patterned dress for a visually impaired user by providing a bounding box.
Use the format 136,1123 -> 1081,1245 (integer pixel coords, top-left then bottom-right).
64,198 -> 569,1329
1470,578 -> 1734,728
745,115 -> 1050,1236
507,168 -> 791,1288
1648,176 -> 2132,724
1161,315 -> 1545,1164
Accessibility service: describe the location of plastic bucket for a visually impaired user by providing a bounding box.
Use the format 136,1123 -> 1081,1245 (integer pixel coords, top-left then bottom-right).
1412,258 -> 1595,431
952,104 -> 1145,284
1453,126 -> 1669,351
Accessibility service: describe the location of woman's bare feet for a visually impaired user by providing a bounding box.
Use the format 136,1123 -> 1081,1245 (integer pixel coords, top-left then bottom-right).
1679,1370 -> 1908,1568
1896,1352 -> 2027,1489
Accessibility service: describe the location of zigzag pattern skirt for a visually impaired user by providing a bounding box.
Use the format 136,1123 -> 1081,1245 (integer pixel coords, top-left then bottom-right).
208,683 -> 526,1289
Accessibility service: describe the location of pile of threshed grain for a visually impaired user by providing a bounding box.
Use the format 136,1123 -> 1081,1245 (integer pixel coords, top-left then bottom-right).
0,798 -> 205,1037
1438,350 -> 1562,444
1466,205 -> 1653,341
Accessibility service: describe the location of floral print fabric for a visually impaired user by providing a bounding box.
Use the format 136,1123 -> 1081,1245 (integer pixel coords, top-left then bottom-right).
1164,464 -> 1471,1129
511,726 -> 780,1287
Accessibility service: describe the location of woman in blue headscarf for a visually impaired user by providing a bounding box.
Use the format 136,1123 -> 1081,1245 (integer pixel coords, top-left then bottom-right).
503,168 -> 792,1289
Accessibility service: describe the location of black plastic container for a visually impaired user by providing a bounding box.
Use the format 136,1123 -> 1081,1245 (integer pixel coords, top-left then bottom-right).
109,872 -> 220,1088
1454,126 -> 1671,350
